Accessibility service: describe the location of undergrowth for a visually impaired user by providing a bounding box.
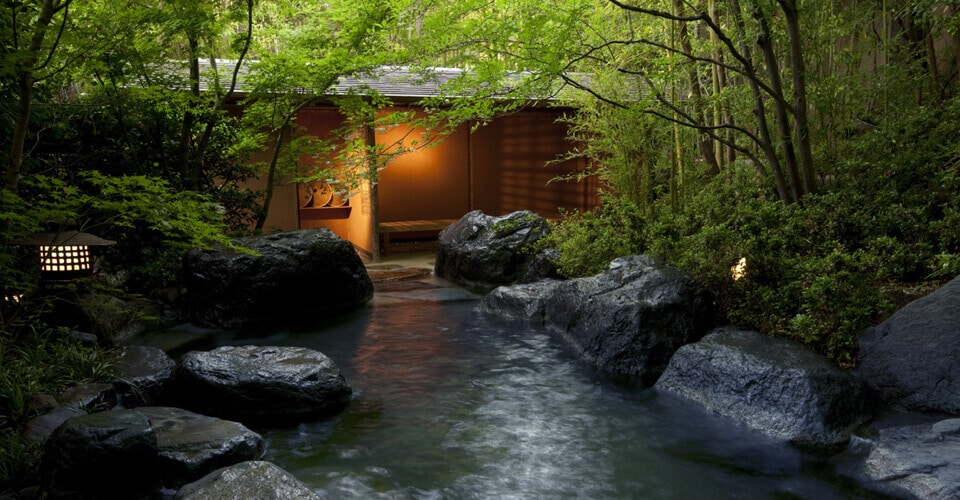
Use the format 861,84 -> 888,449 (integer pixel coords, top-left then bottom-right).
0,311 -> 116,493
540,99 -> 960,367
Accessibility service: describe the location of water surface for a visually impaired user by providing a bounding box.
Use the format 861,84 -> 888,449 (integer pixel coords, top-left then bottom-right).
164,278 -> 885,499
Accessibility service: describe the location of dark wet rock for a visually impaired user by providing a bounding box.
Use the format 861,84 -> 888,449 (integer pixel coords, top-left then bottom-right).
174,345 -> 352,425
59,382 -> 116,412
858,418 -> 960,499
74,293 -> 150,346
139,407 -> 265,489
476,280 -> 565,321
67,329 -> 99,346
22,406 -> 86,444
183,228 -> 373,329
656,327 -> 873,450
518,248 -> 562,283
435,210 -> 551,292
858,275 -> 960,414
26,393 -> 59,413
114,345 -> 176,407
40,409 -> 160,499
175,461 -> 322,500
542,255 -> 712,383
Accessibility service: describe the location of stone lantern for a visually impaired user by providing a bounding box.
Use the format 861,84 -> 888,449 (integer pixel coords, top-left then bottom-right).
21,231 -> 117,281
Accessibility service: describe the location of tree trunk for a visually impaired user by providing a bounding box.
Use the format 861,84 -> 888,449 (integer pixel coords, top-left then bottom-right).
729,0 -> 791,202
753,0 -> 802,203
193,0 -> 254,188
6,0 -> 66,193
254,126 -> 287,232
779,0 -> 816,194
673,0 -> 720,178
366,120 -> 382,263
176,36 -> 201,190
708,0 -> 736,166
8,73 -> 34,193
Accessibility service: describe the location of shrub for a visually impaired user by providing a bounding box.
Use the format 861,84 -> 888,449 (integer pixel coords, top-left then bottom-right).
546,98 -> 960,366
536,195 -> 646,277
0,308 -> 116,492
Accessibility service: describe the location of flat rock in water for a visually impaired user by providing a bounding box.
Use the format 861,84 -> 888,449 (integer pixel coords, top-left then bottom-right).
175,460 -> 322,499
139,406 -> 265,489
655,327 -> 873,451
114,345 -> 176,407
174,345 -> 352,425
859,418 -> 960,499
40,409 -> 160,498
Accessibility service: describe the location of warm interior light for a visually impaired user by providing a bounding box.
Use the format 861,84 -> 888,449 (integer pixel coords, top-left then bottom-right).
39,245 -> 91,273
2,294 -> 23,303
731,257 -> 747,281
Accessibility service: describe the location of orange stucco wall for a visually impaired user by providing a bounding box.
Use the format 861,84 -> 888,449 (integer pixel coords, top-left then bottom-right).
260,104 -> 596,253
470,109 -> 590,218
376,108 -> 471,222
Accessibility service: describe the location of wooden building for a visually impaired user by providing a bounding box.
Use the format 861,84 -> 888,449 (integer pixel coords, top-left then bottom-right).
248,68 -> 597,258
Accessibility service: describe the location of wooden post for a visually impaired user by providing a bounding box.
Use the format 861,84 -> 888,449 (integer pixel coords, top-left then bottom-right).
366,120 -> 381,263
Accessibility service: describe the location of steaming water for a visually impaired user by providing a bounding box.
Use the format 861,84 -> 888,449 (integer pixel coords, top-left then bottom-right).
166,279 -> 884,499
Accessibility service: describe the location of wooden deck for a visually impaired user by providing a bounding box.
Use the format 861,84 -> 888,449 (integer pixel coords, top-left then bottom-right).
378,219 -> 457,255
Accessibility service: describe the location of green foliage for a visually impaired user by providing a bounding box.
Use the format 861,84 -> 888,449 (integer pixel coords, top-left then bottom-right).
5,171 -> 234,294
547,97 -> 960,366
537,195 -> 646,278
0,319 -> 116,491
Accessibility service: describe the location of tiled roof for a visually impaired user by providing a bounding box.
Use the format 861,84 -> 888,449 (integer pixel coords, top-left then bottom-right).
192,60 -> 482,100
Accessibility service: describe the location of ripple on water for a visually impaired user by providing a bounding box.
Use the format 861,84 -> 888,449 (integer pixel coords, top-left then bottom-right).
229,300 -> 884,500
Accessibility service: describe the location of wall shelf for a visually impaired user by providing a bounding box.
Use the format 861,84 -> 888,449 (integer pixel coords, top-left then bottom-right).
300,206 -> 351,220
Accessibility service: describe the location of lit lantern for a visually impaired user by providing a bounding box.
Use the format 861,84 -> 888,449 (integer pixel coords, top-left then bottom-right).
731,257 -> 747,281
21,231 -> 117,281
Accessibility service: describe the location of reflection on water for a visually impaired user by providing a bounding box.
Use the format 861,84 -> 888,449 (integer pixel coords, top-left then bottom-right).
186,287 -> 886,499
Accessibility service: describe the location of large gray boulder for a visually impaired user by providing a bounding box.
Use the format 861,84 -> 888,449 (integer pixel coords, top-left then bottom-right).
858,275 -> 960,414
139,407 -> 265,490
542,255 -> 712,383
114,345 -> 176,407
655,327 -> 873,451
174,345 -> 352,425
175,461 -> 322,500
857,418 -> 960,499
476,280 -> 565,321
183,229 -> 373,329
40,409 -> 161,499
435,210 -> 553,292
39,407 -> 265,498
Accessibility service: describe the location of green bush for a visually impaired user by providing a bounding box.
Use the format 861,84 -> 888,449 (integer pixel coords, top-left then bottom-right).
536,195 -> 646,277
0,312 -> 116,492
546,98 -> 960,366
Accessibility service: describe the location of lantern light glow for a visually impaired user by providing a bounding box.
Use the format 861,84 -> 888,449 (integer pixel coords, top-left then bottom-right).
40,245 -> 92,273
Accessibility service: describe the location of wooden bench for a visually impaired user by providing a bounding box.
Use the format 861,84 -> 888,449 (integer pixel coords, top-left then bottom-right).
378,219 -> 458,255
